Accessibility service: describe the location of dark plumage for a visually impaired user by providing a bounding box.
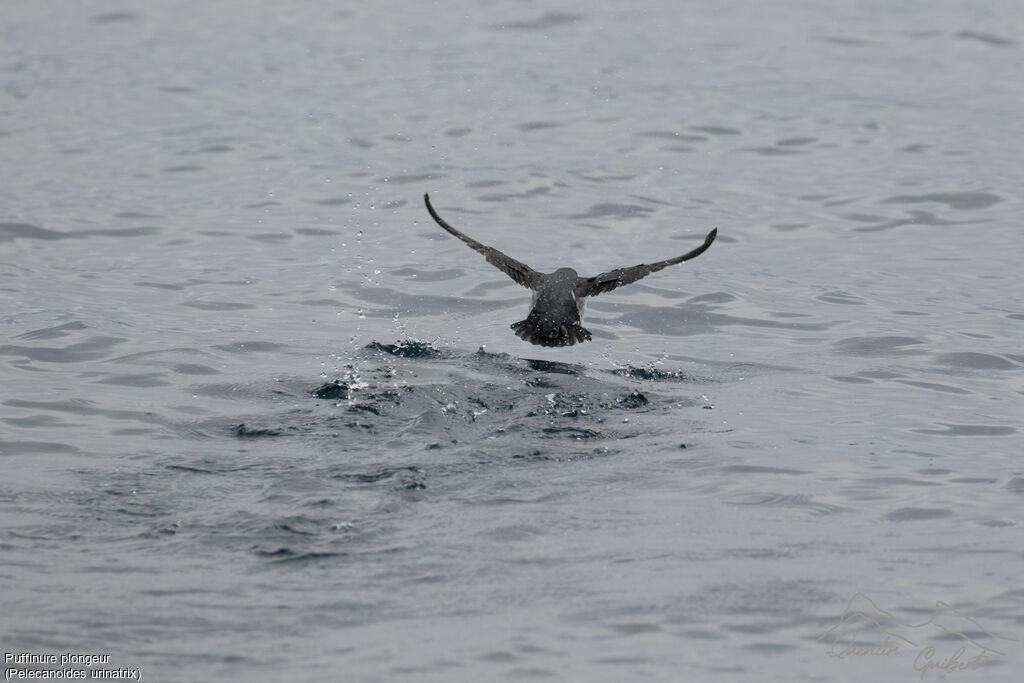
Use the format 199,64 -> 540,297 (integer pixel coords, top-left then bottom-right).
424,193 -> 717,347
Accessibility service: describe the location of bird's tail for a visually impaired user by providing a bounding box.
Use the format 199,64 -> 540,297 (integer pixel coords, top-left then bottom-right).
511,313 -> 592,347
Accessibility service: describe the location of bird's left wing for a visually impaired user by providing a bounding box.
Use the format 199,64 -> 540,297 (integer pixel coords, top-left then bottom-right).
576,228 -> 717,297
424,194 -> 544,290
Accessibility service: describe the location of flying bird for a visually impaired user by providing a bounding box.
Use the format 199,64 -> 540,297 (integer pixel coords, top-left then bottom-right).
424,193 -> 717,347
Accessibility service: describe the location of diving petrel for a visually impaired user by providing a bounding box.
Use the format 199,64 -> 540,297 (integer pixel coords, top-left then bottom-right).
424,193 -> 717,347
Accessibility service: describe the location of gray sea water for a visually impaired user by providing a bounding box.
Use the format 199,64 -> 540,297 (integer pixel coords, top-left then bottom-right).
2,1 -> 1023,681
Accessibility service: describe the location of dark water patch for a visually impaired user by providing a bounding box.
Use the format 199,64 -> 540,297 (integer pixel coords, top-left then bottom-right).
879,191 -> 1003,210
934,352 -> 1016,370
349,402 -> 385,416
330,281 -> 499,318
234,423 -> 283,438
331,466 -> 423,485
381,173 -> 436,184
273,520 -> 319,537
205,347 -> 711,470
195,144 -> 233,153
858,369 -> 903,380
256,548 -> 347,564
134,281 -> 187,290
744,642 -> 796,654
162,164 -> 204,173
719,466 -> 811,475
0,441 -> 80,455
524,358 -> 582,375
630,195 -> 678,208
516,121 -> 561,133
294,298 -> 344,307
157,86 -> 196,95
366,340 -> 445,359
611,304 -> 829,337
777,137 -> 817,147
829,374 -> 873,384
861,476 -> 942,487
5,398 -> 164,424
956,30 -> 1016,46
816,290 -> 865,305
114,212 -> 163,220
617,392 -> 648,409
0,223 -> 159,242
541,427 -> 602,440
511,446 -> 620,462
567,203 -> 654,220
914,423 -> 1016,437
978,520 -> 1015,528
568,170 -> 636,183
311,197 -> 350,206
821,35 -> 875,46
689,125 -> 741,136
841,212 -> 888,224
850,209 -> 987,232
16,321 -> 88,341
0,336 -> 127,363
1005,478 -> 1024,492
526,390 -> 655,419
608,365 -> 713,383
883,507 -> 954,522
91,11 -> 139,23
110,427 -> 160,436
478,651 -> 518,664
312,380 -> 349,400
213,341 -> 287,354
893,380 -> 970,395
490,12 -> 583,31
690,291 -> 735,305
294,227 -> 339,236
173,363 -> 219,376
390,267 -> 465,282
740,146 -> 801,156
247,233 -> 292,243
834,335 -> 925,357
181,301 -> 256,311
165,464 -> 223,474
445,127 -> 472,137
94,373 -> 170,388
4,414 -> 66,428
637,130 -> 708,143
727,493 -> 843,515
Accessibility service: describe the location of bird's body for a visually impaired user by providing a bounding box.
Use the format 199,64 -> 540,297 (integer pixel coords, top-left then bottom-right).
424,194 -> 717,347
511,267 -> 591,346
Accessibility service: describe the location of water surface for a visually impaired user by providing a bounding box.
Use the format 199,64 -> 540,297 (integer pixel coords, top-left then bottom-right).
2,1 -> 1022,681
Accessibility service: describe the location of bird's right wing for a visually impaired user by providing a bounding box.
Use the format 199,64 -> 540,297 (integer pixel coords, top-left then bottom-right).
424,194 -> 543,290
576,228 -> 717,297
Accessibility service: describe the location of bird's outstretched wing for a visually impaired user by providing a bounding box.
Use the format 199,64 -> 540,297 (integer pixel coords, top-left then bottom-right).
576,228 -> 717,297
424,194 -> 543,290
